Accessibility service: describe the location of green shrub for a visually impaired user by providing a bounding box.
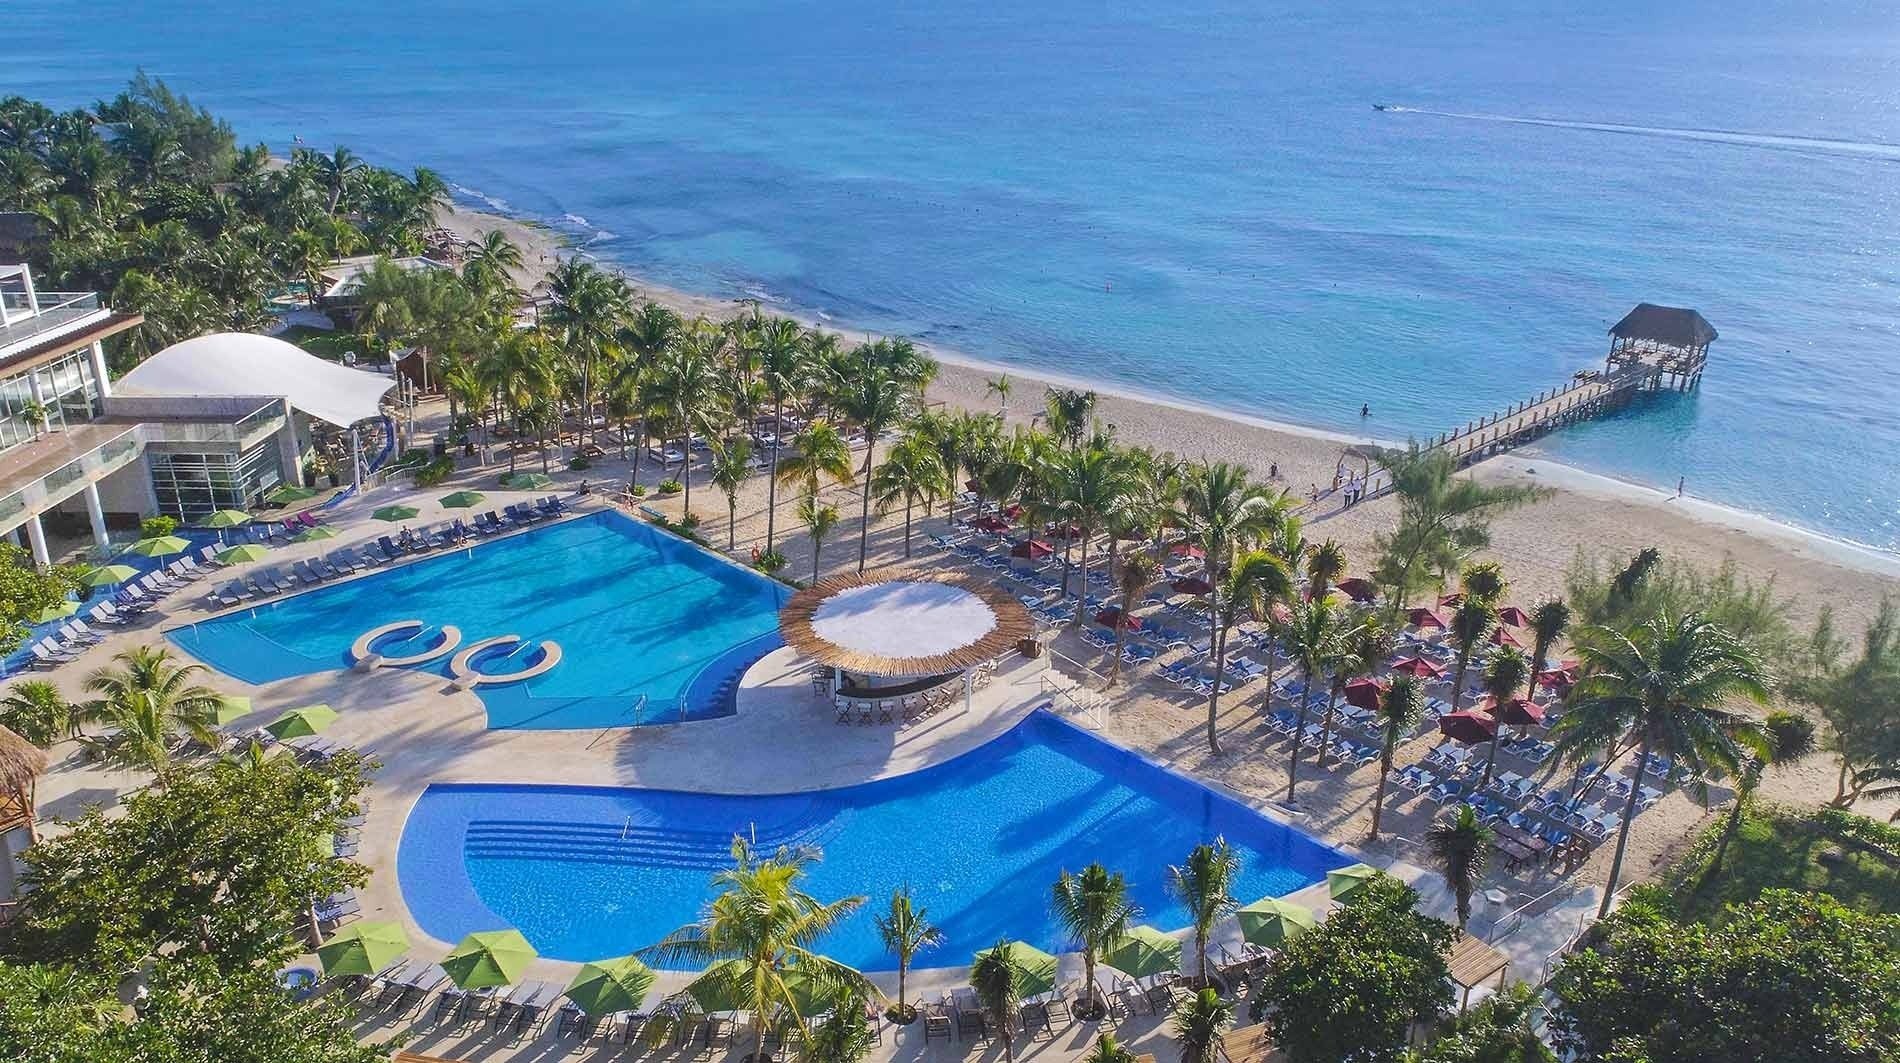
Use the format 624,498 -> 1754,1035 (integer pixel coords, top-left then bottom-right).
657,478 -> 683,494
139,515 -> 177,539
628,483 -> 647,498
755,549 -> 789,576
568,456 -> 591,471
1818,807 -> 1900,861
412,456 -> 455,488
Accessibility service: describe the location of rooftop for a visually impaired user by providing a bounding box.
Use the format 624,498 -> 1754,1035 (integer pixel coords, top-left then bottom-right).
1609,303 -> 1717,349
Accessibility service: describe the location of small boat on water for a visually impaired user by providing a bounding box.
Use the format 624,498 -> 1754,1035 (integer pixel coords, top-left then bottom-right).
1372,103 -> 1391,111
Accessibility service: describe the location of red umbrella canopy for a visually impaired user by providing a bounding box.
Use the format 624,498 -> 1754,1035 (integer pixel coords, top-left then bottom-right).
965,478 -> 982,492
1389,655 -> 1444,679
1336,577 -> 1378,602
1170,541 -> 1206,559
1438,592 -> 1465,607
1486,696 -> 1546,727
1045,523 -> 1083,540
1344,677 -> 1385,712
972,515 -> 1009,533
1267,601 -> 1292,626
1488,626 -> 1522,648
1002,503 -> 1024,520
1535,669 -> 1575,691
1495,605 -> 1532,627
1407,607 -> 1447,630
1010,539 -> 1054,559
1171,575 -> 1213,596
1439,711 -> 1499,744
1095,606 -> 1141,631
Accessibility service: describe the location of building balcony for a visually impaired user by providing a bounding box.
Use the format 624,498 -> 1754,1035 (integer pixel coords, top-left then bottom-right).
0,421 -> 143,534
0,291 -> 109,357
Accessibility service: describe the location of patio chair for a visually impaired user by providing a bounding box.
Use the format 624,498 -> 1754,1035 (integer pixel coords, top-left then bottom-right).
28,641 -> 77,668
922,1002 -> 953,1043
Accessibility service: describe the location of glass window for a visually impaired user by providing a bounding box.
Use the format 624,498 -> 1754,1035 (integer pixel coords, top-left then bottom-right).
149,438 -> 284,520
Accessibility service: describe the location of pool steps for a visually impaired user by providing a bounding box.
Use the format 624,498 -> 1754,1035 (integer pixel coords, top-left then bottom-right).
463,817 -> 829,871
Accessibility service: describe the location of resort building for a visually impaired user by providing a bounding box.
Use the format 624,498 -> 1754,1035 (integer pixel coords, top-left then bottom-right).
0,265 -> 395,561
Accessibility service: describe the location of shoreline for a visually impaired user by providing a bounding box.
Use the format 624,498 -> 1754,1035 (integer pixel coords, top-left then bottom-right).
431,197 -> 1900,589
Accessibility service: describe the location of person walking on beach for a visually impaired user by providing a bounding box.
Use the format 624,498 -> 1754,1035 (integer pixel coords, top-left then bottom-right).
1677,476 -> 1685,499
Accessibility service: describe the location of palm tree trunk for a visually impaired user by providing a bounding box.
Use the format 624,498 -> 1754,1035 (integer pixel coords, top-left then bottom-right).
857,445 -> 875,574
1317,684 -> 1341,768
812,537 -> 822,582
728,499 -> 738,550
1286,665 -> 1314,803
1370,747 -> 1394,839
1451,649 -> 1472,710
1206,621 -> 1228,755
1480,732 -> 1502,788
631,419 -> 645,487
1707,764 -> 1760,876
766,397 -> 783,552
1597,736 -> 1651,918
1069,535 -> 1090,629
902,497 -> 913,558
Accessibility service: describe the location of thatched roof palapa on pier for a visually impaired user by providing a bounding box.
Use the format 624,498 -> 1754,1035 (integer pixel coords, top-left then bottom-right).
1609,304 -> 1717,349
0,724 -> 47,839
780,572 -> 1036,678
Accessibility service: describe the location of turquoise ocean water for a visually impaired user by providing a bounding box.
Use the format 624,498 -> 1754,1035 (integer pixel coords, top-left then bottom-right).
8,0 -> 1900,548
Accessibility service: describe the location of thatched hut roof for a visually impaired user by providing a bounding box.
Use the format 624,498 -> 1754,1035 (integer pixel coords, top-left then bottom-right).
0,724 -> 46,794
1610,304 -> 1716,348
780,572 -> 1036,677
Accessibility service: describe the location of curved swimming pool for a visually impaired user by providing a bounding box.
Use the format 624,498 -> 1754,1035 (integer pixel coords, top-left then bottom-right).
166,511 -> 789,729
397,710 -> 1350,968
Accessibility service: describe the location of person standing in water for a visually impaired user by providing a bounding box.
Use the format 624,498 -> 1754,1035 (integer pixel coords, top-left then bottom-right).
1361,402 -> 1370,418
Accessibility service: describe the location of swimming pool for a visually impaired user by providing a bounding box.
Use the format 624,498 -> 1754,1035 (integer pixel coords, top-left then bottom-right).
397,710 -> 1350,968
167,511 -> 790,729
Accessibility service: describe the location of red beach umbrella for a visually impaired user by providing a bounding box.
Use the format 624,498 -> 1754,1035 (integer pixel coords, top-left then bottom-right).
1488,626 -> 1522,648
1438,592 -> 1465,607
1407,607 -> 1447,630
972,515 -> 1010,533
1002,503 -> 1024,520
1010,539 -> 1054,559
1045,523 -> 1083,540
1170,541 -> 1205,559
1171,575 -> 1213,596
1487,696 -> 1546,727
965,479 -> 982,492
1439,711 -> 1499,744
1495,605 -> 1532,627
1095,606 -> 1141,631
1389,655 -> 1444,679
1344,677 -> 1385,712
1535,669 -> 1573,691
1335,577 -> 1378,602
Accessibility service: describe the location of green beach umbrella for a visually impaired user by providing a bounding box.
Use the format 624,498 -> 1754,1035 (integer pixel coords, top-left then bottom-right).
79,564 -> 138,588
264,703 -> 338,740
30,600 -> 78,624
504,472 -> 553,490
1237,897 -> 1317,948
438,490 -> 486,509
291,525 -> 340,543
1326,863 -> 1380,902
973,941 -> 1058,998
210,694 -> 253,726
125,534 -> 191,557
218,544 -> 271,564
266,483 -> 320,504
685,959 -> 749,1013
1103,925 -> 1183,980
201,509 -> 253,529
317,920 -> 410,978
565,955 -> 656,1016
372,504 -> 419,522
441,929 -> 538,990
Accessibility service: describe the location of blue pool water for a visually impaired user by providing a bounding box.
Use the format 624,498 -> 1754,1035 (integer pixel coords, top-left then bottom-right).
10,0 -> 1900,550
166,512 -> 789,729
397,710 -> 1350,968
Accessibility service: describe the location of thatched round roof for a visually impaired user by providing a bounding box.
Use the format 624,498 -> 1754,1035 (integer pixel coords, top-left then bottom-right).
780,572 -> 1036,677
0,724 -> 47,792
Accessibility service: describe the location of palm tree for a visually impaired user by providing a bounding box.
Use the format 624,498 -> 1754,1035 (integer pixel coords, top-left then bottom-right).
985,374 -> 1013,416
829,350 -> 912,573
81,646 -> 221,782
798,493 -> 841,582
641,838 -> 869,1062
1168,838 -> 1239,986
708,437 -> 754,551
1317,612 -> 1386,769
970,940 -> 1024,1062
1106,550 -> 1160,687
869,434 -> 946,559
545,259 -> 633,431
1370,444 -> 1546,611
315,145 -> 363,215
462,229 -> 523,292
776,420 -> 856,506
1281,596 -> 1347,803
1707,710 -> 1816,877
1173,988 -> 1234,1063
1368,674 -> 1426,840
1526,599 -> 1572,695
1425,804 -> 1492,929
1048,445 -> 1137,616
754,318 -> 811,553
872,885 -> 942,1021
1043,387 -> 1097,450
1477,646 -> 1531,787
1051,863 -> 1141,1018
1305,539 -> 1347,601
490,330 -> 558,474
1203,551 -> 1295,754
1552,612 -> 1771,917
0,680 -> 83,747
1084,1034 -> 1137,1063
643,328 -> 725,519
1447,598 -> 1496,711
1459,561 -> 1508,607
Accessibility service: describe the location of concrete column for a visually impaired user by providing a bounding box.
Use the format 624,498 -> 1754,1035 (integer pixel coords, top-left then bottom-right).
277,414 -> 304,487
23,514 -> 48,567
82,483 -> 108,551
88,340 -> 112,399
349,428 -> 363,490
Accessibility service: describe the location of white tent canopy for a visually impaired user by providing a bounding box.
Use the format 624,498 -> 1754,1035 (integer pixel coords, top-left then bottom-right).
116,332 -> 393,428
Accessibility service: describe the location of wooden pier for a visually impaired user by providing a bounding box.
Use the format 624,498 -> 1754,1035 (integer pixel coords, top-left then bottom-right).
1348,304 -> 1716,496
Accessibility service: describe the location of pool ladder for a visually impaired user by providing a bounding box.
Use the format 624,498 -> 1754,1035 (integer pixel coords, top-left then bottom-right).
584,694 -> 648,750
